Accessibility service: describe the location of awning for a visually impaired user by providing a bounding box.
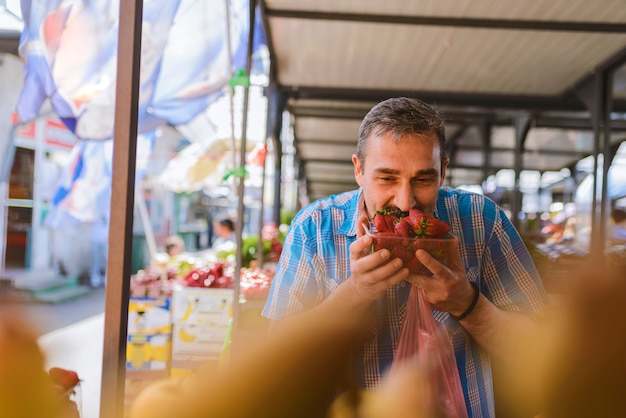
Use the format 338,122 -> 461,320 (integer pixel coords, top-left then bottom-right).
259,0 -> 626,200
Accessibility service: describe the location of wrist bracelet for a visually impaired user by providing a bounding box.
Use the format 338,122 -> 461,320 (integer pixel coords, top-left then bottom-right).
450,281 -> 479,321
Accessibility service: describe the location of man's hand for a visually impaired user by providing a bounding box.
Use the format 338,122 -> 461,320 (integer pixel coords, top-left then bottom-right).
331,215 -> 409,311
408,236 -> 475,317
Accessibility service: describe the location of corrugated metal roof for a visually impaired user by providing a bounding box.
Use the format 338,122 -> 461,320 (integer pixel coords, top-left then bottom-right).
260,0 -> 626,201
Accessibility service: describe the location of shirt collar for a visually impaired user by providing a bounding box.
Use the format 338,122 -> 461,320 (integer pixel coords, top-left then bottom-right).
339,188 -> 364,237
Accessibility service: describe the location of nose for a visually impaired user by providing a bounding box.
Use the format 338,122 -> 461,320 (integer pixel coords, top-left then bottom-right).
393,183 -> 416,213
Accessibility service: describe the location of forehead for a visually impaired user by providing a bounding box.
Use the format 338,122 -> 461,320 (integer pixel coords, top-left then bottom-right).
364,131 -> 440,158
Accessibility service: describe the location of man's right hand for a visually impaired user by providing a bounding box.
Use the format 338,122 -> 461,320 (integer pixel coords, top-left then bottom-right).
329,215 -> 408,312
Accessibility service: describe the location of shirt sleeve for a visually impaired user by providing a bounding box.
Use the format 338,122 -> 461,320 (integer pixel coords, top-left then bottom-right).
261,220 -> 325,320
481,203 -> 549,313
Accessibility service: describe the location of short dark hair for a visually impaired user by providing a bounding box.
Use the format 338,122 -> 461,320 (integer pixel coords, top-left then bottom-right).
217,218 -> 235,232
356,97 -> 447,168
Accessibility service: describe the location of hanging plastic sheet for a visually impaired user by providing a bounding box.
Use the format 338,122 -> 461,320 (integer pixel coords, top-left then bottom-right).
15,0 -> 266,141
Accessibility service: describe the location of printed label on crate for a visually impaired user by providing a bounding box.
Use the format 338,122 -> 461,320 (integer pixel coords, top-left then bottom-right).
172,323 -> 228,361
126,333 -> 172,372
171,285 -> 233,327
128,297 -> 172,335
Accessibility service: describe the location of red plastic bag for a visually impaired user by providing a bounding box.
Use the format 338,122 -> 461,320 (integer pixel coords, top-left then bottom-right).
392,285 -> 468,418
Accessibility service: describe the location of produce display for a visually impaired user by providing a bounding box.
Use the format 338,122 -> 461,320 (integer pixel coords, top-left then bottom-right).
131,254 -> 275,301
215,223 -> 286,268
369,208 -> 452,274
181,262 -> 233,289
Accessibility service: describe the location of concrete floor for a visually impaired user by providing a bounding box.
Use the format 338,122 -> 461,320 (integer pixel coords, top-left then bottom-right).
25,286 -> 106,335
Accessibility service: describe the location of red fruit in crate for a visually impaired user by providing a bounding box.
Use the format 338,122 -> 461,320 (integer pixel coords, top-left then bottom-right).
184,267 -> 210,287
212,262 -> 224,278
48,367 -> 80,390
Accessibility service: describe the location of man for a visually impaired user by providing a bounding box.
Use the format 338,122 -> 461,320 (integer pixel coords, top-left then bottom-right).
262,97 -> 548,417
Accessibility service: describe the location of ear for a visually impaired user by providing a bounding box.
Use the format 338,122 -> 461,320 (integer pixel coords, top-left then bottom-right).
352,154 -> 364,187
440,158 -> 449,187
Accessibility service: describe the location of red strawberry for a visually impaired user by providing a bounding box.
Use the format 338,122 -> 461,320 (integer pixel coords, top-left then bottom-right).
394,218 -> 413,237
423,218 -> 450,238
408,208 -> 428,230
407,208 -> 450,238
48,367 -> 80,390
373,212 -> 396,232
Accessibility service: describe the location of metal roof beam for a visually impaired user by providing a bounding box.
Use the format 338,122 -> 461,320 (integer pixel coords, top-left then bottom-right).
278,85 -> 626,112
567,44 -> 626,97
289,106 -> 626,130
265,8 -> 626,33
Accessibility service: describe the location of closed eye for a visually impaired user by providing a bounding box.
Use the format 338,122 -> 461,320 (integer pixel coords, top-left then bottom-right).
413,176 -> 438,184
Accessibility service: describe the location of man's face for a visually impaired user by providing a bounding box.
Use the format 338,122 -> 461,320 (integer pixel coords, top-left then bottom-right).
353,130 -> 447,219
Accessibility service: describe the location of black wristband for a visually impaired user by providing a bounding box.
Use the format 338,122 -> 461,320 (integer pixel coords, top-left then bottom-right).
450,281 -> 479,321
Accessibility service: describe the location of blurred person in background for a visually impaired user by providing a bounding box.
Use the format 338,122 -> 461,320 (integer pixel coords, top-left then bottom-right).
164,235 -> 185,257
212,217 -> 236,249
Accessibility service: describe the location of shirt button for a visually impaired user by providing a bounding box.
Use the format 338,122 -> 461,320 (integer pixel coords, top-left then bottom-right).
400,282 -> 406,287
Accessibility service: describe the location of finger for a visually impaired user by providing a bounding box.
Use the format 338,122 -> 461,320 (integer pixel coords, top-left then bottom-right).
415,249 -> 445,277
350,229 -> 374,258
415,235 -> 459,278
366,257 -> 409,289
357,247 -> 395,273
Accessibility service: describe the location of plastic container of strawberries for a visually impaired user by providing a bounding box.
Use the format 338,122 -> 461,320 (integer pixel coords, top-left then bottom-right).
365,224 -> 453,275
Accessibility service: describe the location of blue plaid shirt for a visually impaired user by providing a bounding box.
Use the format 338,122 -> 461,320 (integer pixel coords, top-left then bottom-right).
262,187 -> 548,417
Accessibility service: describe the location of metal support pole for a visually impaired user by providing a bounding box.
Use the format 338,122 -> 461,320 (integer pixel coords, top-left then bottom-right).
269,90 -> 286,225
100,0 -> 142,416
512,114 -> 532,230
577,71 -> 612,254
232,0 -> 257,351
600,71 -> 614,250
481,122 -> 493,184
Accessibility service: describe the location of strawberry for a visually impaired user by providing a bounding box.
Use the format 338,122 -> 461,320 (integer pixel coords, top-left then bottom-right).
407,208 -> 428,231
373,212 -> 396,232
48,367 -> 80,390
370,208 -> 451,274
394,218 -> 414,237
423,217 -> 450,238
407,208 -> 450,238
